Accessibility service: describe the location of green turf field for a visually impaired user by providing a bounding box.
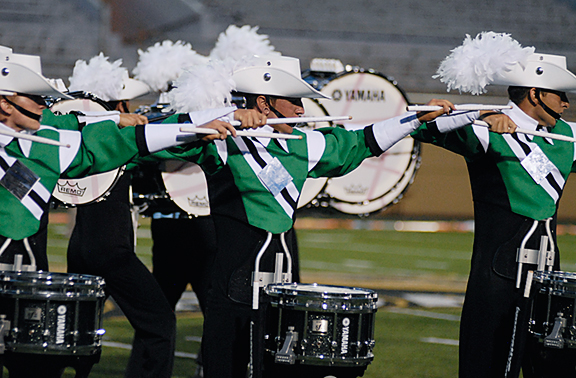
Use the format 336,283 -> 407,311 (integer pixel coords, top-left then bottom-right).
10,215 -> 576,377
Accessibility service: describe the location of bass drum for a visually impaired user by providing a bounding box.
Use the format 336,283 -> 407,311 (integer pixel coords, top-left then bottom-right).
303,69 -> 420,215
50,94 -> 124,206
160,160 -> 211,217
296,98 -> 330,209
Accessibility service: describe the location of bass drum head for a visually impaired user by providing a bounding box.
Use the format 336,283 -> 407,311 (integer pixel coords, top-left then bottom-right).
161,160 -> 210,216
312,70 -> 420,215
50,97 -> 123,206
296,98 -> 330,209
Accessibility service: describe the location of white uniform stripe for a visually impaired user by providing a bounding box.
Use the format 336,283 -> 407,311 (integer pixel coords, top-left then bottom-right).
502,134 -> 563,202
302,129 -> 326,172
31,180 -> 51,202
21,196 -> 43,220
471,124 -> 490,153
57,129 -> 82,173
233,137 -> 299,217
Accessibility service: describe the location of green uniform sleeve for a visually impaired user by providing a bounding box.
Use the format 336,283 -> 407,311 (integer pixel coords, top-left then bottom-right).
411,122 -> 486,161
308,127 -> 374,178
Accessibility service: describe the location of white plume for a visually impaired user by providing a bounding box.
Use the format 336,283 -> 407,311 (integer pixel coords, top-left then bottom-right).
68,53 -> 127,101
168,59 -> 236,112
209,25 -> 281,62
434,32 -> 535,95
133,40 -> 209,93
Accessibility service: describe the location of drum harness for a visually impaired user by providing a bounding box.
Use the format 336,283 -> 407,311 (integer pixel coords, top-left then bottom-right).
251,231 -> 298,366
518,217 -> 569,349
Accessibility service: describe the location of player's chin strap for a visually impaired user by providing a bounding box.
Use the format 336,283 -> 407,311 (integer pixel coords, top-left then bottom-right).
264,96 -> 306,129
516,217 -> 555,289
533,89 -> 562,120
2,96 -> 42,122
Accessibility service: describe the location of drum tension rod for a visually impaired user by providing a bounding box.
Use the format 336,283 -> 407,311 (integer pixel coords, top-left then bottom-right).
275,326 -> 299,365
543,314 -> 567,349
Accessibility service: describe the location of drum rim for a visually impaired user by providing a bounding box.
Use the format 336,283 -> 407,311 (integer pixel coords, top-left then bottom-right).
265,282 -> 376,297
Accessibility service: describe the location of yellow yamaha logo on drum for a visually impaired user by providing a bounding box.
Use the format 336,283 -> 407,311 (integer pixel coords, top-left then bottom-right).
301,67 -> 421,215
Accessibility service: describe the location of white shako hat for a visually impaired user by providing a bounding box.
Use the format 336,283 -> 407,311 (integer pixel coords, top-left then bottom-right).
434,32 -> 576,95
492,53 -> 576,93
232,55 -> 330,99
68,53 -> 150,101
0,45 -> 71,99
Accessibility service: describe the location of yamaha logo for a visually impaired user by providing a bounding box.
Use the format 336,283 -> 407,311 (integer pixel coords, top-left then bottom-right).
341,317 -> 350,355
56,305 -> 67,345
332,89 -> 386,102
56,181 -> 86,197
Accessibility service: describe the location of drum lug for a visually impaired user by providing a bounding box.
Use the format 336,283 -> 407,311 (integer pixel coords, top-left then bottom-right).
274,326 -> 299,365
544,313 -> 567,349
0,315 -> 10,354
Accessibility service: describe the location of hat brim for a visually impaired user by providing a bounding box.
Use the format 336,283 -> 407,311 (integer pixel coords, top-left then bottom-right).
119,78 -> 150,100
233,66 -> 330,99
0,62 -> 72,99
493,60 -> 576,93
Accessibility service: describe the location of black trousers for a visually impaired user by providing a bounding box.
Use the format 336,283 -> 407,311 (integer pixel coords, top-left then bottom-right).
201,215 -> 299,378
67,175 -> 176,378
459,202 -> 575,378
150,215 -> 217,312
0,210 -> 50,270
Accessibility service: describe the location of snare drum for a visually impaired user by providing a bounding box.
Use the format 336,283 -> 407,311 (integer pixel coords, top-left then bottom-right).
302,69 -> 420,215
529,271 -> 576,348
0,271 -> 106,356
50,94 -> 124,206
263,283 -> 377,368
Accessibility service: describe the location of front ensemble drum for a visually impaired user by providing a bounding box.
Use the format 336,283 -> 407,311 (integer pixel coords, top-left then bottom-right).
302,68 -> 420,215
263,283 -> 377,376
50,95 -> 124,206
0,271 -> 106,356
529,270 -> 576,348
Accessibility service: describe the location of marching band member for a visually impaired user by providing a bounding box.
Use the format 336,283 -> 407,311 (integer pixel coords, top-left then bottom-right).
411,32 -> 576,378
0,45 -> 264,378
146,54 -> 514,378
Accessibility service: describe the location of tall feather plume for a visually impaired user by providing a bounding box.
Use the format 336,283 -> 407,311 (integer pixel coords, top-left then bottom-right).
168,59 -> 236,112
434,32 -> 535,95
209,25 -> 281,63
168,25 -> 276,112
68,53 -> 127,101
132,40 -> 209,93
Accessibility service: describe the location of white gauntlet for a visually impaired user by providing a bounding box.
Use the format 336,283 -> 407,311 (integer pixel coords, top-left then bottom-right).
434,110 -> 480,132
372,112 -> 422,152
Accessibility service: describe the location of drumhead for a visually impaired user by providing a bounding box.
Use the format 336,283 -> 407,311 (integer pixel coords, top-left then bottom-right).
0,271 -> 105,299
265,282 -> 375,298
50,96 -> 123,206
161,160 -> 210,216
265,283 -> 378,312
303,69 -> 420,215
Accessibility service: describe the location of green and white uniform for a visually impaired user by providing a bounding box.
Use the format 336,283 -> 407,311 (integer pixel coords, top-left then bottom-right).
157,111 -> 435,232
412,102 -> 576,220
0,107 -> 232,241
411,101 -> 576,378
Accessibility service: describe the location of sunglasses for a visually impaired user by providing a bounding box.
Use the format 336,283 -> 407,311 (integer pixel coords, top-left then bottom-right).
277,97 -> 303,107
541,89 -> 569,103
17,93 -> 48,107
